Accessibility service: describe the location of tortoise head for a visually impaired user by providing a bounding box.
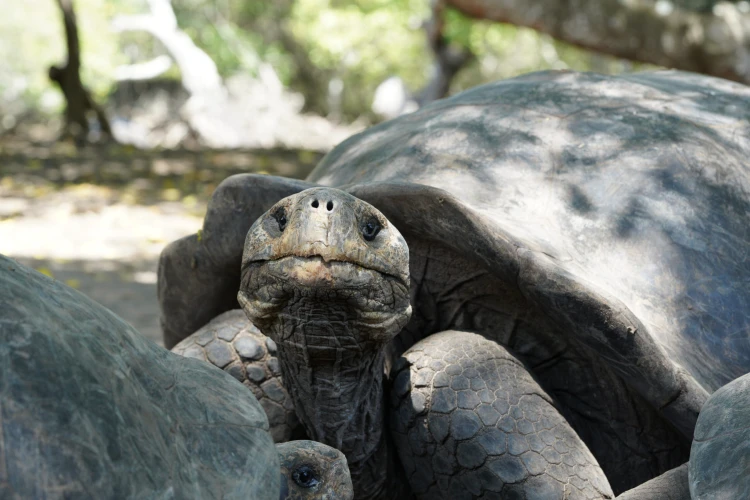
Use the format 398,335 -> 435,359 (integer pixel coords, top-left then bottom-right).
237,187 -> 412,353
237,187 -> 411,497
277,440 -> 353,500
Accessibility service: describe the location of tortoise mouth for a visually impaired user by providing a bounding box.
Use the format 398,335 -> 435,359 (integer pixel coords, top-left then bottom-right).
243,254 -> 408,288
239,254 -> 412,338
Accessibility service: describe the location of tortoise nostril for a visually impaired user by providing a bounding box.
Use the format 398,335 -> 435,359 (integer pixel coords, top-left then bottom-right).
311,200 -> 319,208
326,201 -> 334,211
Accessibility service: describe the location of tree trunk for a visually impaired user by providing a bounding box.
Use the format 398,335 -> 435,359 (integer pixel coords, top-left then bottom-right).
49,0 -> 112,142
417,0 -> 476,105
445,0 -> 750,84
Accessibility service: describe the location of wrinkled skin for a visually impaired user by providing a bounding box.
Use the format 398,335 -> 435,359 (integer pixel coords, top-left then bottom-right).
616,464 -> 690,500
277,440 -> 354,500
239,188 -> 412,499
172,310 -> 299,443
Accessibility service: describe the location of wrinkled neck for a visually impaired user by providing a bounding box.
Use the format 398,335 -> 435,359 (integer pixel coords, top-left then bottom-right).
271,300 -> 401,500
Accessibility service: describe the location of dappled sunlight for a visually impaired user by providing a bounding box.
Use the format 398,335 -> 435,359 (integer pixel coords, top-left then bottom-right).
313,70 -> 750,391
4,0 -> 750,496
9,256 -> 163,344
0,191 -> 202,261
0,136 -> 325,346
0,182 -> 202,346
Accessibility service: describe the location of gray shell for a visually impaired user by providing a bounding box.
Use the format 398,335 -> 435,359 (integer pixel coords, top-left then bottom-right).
310,69 -> 750,395
689,372 -> 750,499
0,255 -> 279,500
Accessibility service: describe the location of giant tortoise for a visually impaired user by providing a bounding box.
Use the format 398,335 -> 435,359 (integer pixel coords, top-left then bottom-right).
159,70 -> 750,499
0,255 -> 353,500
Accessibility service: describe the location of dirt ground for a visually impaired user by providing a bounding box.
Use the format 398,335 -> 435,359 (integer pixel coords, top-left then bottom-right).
0,136 -> 321,345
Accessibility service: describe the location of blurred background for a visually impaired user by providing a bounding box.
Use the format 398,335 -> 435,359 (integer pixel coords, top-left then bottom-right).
1,0 -> 748,343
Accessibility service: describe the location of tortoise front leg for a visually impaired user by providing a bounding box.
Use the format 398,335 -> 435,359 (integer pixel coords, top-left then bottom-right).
389,330 -> 614,499
172,310 -> 303,443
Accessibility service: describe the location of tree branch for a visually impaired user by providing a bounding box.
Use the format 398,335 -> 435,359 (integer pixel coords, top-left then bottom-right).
56,0 -> 81,71
111,0 -> 223,97
445,0 -> 750,84
114,55 -> 173,81
417,0 -> 476,105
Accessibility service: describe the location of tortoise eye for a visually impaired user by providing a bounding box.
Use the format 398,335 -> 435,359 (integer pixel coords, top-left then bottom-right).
273,208 -> 287,232
292,465 -> 319,488
361,217 -> 381,242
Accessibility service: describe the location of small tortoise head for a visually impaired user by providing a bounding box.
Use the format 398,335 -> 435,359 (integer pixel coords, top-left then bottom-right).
238,187 -> 412,350
277,440 -> 353,500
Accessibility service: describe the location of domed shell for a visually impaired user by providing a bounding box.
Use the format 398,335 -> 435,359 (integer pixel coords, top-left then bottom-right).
310,70 -> 750,394
0,255 -> 279,499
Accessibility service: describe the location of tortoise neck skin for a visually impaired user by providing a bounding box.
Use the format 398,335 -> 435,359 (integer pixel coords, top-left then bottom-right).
238,188 -> 412,500
259,295 -> 397,499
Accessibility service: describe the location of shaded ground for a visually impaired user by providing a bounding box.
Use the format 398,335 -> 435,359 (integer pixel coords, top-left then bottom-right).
0,132 -> 322,345
9,257 -> 164,342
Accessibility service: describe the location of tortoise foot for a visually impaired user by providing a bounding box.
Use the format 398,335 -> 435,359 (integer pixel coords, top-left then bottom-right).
390,330 -> 614,499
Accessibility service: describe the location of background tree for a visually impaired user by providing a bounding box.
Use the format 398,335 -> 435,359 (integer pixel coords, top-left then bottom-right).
444,0 -> 750,85
6,0 -> 750,139
417,0 -> 475,104
48,0 -> 112,142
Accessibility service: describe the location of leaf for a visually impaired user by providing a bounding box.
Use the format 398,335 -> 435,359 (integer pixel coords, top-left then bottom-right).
36,267 -> 54,278
64,278 -> 80,289
161,188 -> 181,201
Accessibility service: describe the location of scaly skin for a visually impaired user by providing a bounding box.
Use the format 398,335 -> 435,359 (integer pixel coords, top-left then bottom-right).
390,331 -> 613,499
172,309 -> 300,443
238,188 -> 412,500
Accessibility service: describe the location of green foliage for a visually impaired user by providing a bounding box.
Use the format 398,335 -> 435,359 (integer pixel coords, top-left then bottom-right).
288,0 -> 431,118
0,0 -> 650,123
439,8 -> 642,96
290,0 -> 429,83
0,0 -> 137,114
168,0 -> 295,82
0,0 -> 66,113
